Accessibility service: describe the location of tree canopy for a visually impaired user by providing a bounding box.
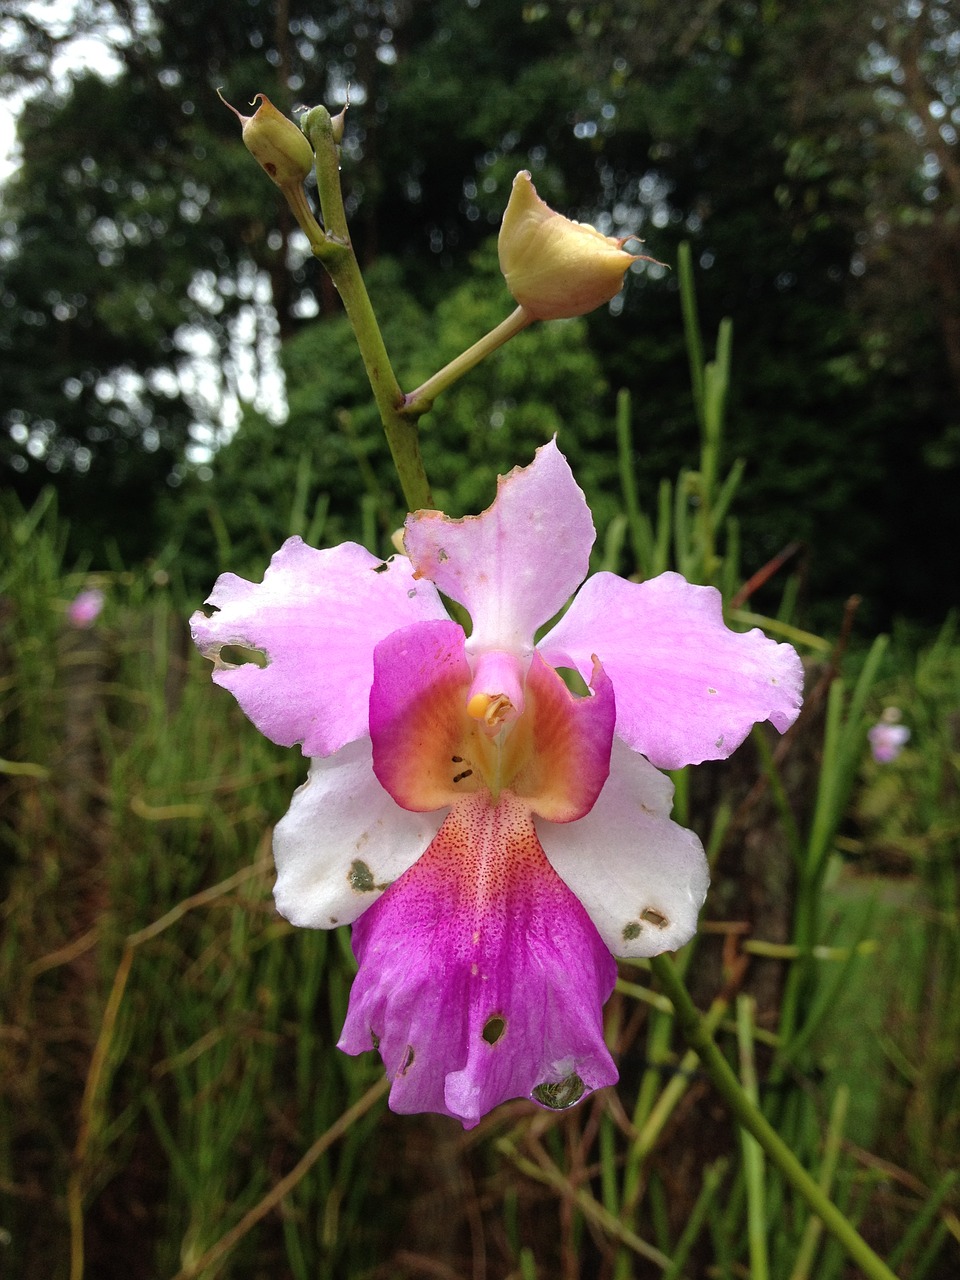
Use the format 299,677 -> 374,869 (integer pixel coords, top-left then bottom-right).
1,0 -> 957,624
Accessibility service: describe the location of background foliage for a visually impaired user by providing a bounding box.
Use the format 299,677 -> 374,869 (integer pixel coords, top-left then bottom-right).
1,0 -> 958,624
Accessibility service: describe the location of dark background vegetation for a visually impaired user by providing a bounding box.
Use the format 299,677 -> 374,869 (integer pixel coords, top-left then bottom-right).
1,0 -> 958,630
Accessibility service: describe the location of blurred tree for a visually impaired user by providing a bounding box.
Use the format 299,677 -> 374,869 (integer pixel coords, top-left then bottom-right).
1,0 -> 957,622
560,0 -> 959,624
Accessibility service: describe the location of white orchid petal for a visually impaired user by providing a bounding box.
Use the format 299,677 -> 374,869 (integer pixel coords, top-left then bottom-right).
539,740 -> 709,958
273,738 -> 445,929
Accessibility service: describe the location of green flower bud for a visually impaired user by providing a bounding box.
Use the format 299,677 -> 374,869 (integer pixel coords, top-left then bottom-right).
218,90 -> 314,188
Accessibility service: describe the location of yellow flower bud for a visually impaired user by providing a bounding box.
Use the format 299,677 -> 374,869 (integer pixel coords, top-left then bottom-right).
498,170 -> 648,321
218,91 -> 314,189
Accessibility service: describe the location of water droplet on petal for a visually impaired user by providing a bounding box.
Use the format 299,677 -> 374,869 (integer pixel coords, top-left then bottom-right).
532,1073 -> 585,1110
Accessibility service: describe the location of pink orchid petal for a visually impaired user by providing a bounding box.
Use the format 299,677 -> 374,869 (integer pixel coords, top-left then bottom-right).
338,791 -> 618,1128
370,621 -> 614,822
539,740 -> 709,958
539,571 -> 804,769
189,537 -> 447,756
403,439 -> 595,657
272,738 -> 445,929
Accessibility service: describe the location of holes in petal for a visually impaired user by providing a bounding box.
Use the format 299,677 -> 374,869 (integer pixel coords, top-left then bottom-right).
349,859 -> 375,892
532,1073 -> 585,1110
622,908 -> 670,941
482,1015 -> 505,1045
215,643 -> 269,669
398,1044 -> 415,1076
554,665 -> 590,697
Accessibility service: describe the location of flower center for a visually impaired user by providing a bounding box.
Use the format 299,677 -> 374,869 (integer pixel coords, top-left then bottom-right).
466,691 -> 516,731
370,620 -> 614,823
447,713 -> 523,804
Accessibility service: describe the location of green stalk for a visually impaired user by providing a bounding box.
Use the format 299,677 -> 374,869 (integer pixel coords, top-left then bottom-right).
677,242 -> 706,429
649,953 -> 901,1280
403,305 -> 534,413
885,1170 -> 958,1274
632,997 -> 728,1162
662,1159 -> 729,1280
789,1086 -> 849,1280
736,996 -> 769,1280
301,105 -> 431,512
615,388 -> 649,573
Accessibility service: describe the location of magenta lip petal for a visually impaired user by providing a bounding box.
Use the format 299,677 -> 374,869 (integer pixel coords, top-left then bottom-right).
539,570 -> 804,769
337,793 -> 618,1128
189,537 -> 447,757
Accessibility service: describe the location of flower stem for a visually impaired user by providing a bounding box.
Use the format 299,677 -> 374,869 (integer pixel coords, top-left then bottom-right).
300,105 -> 432,512
282,180 -> 330,257
649,953 -> 900,1280
403,305 -> 534,416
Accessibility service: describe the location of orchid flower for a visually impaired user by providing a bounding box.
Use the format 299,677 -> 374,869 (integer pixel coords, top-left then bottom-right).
868,713 -> 910,763
191,442 -> 803,1128
67,588 -> 105,629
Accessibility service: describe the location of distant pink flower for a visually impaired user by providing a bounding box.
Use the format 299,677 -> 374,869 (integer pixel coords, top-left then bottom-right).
868,716 -> 910,763
191,442 -> 803,1127
67,588 -> 105,629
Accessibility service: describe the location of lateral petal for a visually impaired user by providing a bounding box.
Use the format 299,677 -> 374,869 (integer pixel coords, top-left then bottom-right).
539,570 -> 803,769
403,439 -> 595,657
190,537 -> 447,757
370,619 -> 475,812
539,739 -> 710,959
510,654 -> 614,823
272,738 -> 445,929
339,791 -> 618,1128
